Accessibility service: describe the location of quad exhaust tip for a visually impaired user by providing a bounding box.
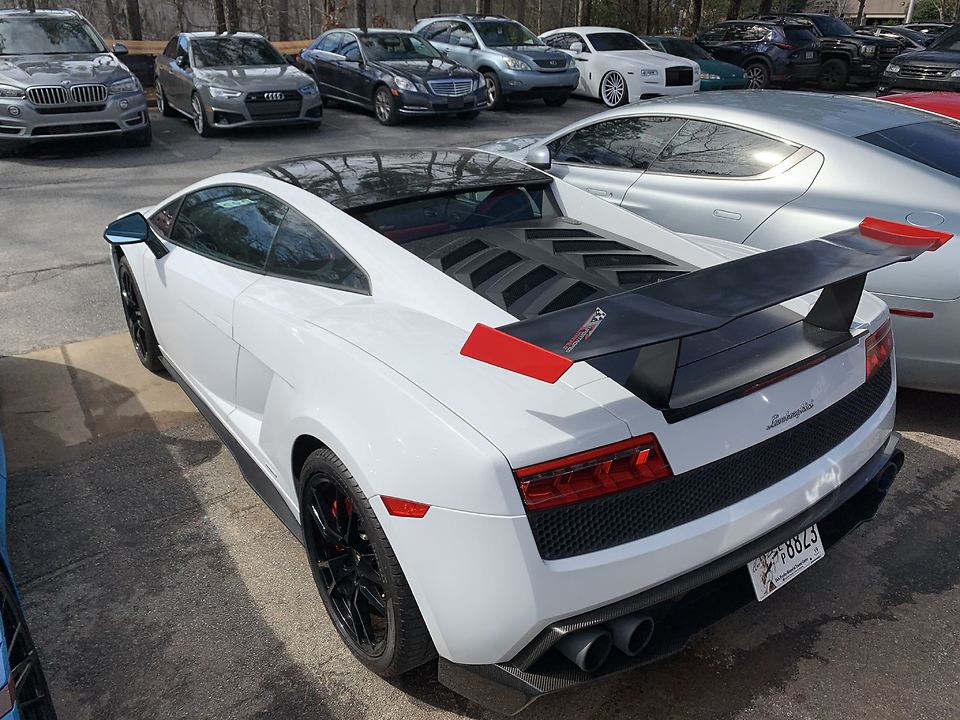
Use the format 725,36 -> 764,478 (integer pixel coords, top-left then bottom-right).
608,614 -> 655,657
555,627 -> 613,673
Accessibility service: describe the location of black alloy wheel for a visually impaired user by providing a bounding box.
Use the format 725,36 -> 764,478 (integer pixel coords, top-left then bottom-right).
118,257 -> 163,372
0,571 -> 58,719
744,62 -> 770,89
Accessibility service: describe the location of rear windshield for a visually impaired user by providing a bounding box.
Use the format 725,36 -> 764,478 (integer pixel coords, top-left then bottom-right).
659,37 -> 712,60
192,37 -> 283,67
0,17 -> 105,55
351,183 -> 556,243
785,26 -> 818,44
588,32 -> 646,51
360,33 -> 441,61
858,121 -> 960,180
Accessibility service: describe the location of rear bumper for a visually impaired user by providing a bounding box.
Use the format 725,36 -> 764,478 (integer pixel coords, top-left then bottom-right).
439,431 -> 904,714
0,92 -> 149,144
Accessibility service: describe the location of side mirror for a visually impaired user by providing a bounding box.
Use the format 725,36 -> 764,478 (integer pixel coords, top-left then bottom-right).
104,212 -> 169,259
283,53 -> 296,64
525,145 -> 552,171
459,35 -> 477,48
113,42 -> 129,56
175,55 -> 189,69
570,41 -> 584,54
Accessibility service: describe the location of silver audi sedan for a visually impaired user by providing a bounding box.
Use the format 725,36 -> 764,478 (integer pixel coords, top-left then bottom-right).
154,32 -> 323,136
479,91 -> 960,393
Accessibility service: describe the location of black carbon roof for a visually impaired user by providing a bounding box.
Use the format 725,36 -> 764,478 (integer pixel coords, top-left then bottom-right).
243,149 -> 549,211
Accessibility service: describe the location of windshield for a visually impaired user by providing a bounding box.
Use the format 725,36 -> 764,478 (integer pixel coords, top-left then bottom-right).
0,17 -> 105,55
360,33 -> 441,61
858,121 -> 960,180
809,15 -> 854,37
587,32 -> 646,51
931,25 -> 960,50
659,37 -> 712,60
474,20 -> 543,47
192,38 -> 284,67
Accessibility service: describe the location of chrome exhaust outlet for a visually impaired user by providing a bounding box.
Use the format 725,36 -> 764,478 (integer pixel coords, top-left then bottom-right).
555,627 -> 613,673
608,614 -> 655,657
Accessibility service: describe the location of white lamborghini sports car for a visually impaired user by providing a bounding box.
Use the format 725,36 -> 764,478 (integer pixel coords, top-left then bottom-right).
103,149 -> 947,713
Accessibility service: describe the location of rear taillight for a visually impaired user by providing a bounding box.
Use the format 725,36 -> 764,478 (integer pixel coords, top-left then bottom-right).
514,434 -> 672,511
865,319 -> 893,380
774,42 -> 797,50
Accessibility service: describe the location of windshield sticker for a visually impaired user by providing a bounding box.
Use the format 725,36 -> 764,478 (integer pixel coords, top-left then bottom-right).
216,198 -> 256,209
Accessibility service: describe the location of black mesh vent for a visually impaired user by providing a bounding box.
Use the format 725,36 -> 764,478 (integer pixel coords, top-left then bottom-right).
527,360 -> 892,560
552,239 -> 630,253
526,228 -> 601,240
502,266 -> 558,307
541,282 -> 600,314
583,254 -> 673,268
438,238 -> 488,270
471,251 -> 523,287
617,270 -> 686,287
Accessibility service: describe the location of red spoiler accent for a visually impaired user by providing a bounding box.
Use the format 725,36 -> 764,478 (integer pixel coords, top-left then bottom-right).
460,323 -> 573,383
859,217 -> 952,250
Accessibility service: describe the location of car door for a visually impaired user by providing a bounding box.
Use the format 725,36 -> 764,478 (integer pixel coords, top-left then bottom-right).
167,34 -> 195,107
138,185 -> 286,417
546,115 -> 687,204
621,119 -> 824,242
335,34 -> 371,106
419,20 -> 453,55
310,31 -> 347,97
155,36 -> 181,106
696,25 -> 735,63
445,22 -> 480,67
546,32 -> 593,94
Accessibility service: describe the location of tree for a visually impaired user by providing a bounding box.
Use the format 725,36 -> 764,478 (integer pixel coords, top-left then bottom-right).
516,0 -> 526,23
690,0 -> 703,32
577,0 -> 592,24
758,0 -> 774,14
225,0 -> 241,31
125,0 -> 143,40
213,0 -> 227,32
357,0 -> 368,29
726,0 -> 743,19
278,0 -> 290,38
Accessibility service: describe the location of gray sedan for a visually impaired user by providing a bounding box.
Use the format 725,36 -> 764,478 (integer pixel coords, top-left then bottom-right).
480,91 -> 960,393
155,32 -> 323,136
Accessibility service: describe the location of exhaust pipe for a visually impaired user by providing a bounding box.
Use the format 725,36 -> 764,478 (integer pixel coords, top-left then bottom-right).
555,628 -> 613,673
608,614 -> 655,657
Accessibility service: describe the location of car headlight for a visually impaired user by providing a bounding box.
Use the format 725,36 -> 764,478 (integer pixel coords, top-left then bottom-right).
886,63 -> 901,74
504,57 -> 533,71
108,76 -> 141,95
861,44 -> 878,56
700,72 -> 721,80
950,69 -> 960,78
394,76 -> 417,92
209,86 -> 243,100
299,82 -> 319,95
0,84 -> 25,99
640,69 -> 659,78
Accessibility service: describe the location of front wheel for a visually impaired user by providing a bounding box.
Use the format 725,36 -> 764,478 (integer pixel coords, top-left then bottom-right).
191,92 -> 216,137
118,255 -> 163,372
818,58 -> 849,91
599,71 -> 628,107
483,70 -> 507,110
744,62 -> 770,89
374,86 -> 400,126
301,449 -> 435,676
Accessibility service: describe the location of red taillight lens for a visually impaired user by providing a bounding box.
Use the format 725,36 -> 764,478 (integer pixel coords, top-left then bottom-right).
514,434 -> 672,511
865,319 -> 893,380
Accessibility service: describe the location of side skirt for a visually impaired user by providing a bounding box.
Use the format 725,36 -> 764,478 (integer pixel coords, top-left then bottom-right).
160,357 -> 306,546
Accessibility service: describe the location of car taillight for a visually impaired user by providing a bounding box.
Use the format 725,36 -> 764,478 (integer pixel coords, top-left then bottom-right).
774,42 -> 797,50
865,319 -> 893,380
514,434 -> 672,511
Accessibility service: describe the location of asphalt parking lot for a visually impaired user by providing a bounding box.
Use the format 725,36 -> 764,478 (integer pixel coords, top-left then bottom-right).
1,97 -> 959,720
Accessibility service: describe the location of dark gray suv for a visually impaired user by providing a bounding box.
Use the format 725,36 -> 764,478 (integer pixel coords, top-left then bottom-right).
0,8 -> 150,153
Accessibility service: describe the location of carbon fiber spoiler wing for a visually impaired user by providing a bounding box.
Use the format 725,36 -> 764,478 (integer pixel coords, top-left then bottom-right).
461,218 -> 951,411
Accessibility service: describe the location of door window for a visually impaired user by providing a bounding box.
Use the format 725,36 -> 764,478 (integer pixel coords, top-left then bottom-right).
649,121 -> 798,177
266,208 -> 369,293
449,22 -> 475,46
421,21 -> 451,43
549,117 -> 687,170
728,24 -> 770,41
176,35 -> 191,64
317,32 -> 343,53
162,36 -> 178,57
340,35 -> 361,62
170,186 -> 286,271
150,197 -> 182,238
698,26 -> 729,42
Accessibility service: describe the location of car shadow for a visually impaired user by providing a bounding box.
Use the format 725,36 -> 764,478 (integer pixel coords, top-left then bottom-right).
895,387 -> 960,441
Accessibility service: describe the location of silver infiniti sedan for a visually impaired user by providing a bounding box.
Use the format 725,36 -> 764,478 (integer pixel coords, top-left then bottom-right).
154,32 -> 323,136
479,91 -> 960,393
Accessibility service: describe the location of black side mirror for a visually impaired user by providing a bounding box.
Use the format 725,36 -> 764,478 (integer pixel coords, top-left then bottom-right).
175,55 -> 189,69
104,213 -> 168,258
283,53 -> 296,64
113,42 -> 129,56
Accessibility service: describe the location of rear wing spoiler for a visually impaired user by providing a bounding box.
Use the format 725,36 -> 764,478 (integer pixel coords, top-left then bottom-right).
461,218 -> 951,410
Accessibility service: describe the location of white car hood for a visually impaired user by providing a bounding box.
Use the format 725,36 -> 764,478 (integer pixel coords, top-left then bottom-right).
601,49 -> 698,71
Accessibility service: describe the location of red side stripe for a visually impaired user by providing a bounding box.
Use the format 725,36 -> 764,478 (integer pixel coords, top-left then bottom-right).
859,217 -> 952,250
460,323 -> 574,383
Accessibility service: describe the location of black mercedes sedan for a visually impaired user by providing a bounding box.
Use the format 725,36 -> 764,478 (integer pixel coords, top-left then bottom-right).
301,29 -> 487,125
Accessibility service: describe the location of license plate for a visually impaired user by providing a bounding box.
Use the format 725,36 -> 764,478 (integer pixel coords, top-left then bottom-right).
747,524 -> 824,602
447,96 -> 465,109
805,51 -> 815,59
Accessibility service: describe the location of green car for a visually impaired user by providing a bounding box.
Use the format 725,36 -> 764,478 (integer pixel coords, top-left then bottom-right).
642,35 -> 748,90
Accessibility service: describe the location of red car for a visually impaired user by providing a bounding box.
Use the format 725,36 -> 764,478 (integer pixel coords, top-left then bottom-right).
878,91 -> 960,121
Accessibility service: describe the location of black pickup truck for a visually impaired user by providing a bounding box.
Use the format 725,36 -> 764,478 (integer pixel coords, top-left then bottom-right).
753,13 -> 902,89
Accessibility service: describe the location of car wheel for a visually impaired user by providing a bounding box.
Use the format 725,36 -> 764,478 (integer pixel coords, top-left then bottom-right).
374,86 -> 400,126
483,70 -> 507,110
0,568 -> 57,719
156,81 -> 176,117
818,58 -> 849,91
118,255 -> 163,373
124,120 -> 152,147
300,448 -> 435,676
744,62 -> 770,89
599,71 -> 628,107
456,110 -> 481,120
191,92 -> 216,137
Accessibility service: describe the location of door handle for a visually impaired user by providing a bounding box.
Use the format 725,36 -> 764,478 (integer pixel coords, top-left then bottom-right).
713,209 -> 742,220
586,187 -> 611,197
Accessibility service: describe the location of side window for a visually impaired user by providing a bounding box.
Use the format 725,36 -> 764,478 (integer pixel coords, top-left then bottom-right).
449,22 -> 475,45
421,21 -> 451,43
177,35 -> 191,64
162,37 -> 178,57
150,197 -> 182,238
550,117 -> 687,170
545,33 -> 572,49
266,208 -> 369,293
572,34 -> 590,51
650,121 -> 797,177
729,24 -> 769,41
698,26 -> 728,42
340,35 -> 361,61
317,33 -> 342,53
170,186 -> 286,271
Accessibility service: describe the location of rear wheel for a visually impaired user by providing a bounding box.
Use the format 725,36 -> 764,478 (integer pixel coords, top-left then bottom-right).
374,86 -> 400,126
155,81 -> 176,117
744,62 -> 770,89
818,58 -> 849,91
118,255 -> 163,373
483,70 -> 507,110
300,448 -> 435,676
599,71 -> 628,107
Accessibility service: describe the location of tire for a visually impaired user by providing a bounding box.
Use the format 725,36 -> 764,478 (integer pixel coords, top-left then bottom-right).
456,110 -> 480,120
0,569 -> 58,720
744,62 -> 770,89
599,71 -> 628,107
482,70 -> 507,110
373,85 -> 400,126
300,448 -> 435,677
124,121 -> 152,147
818,58 -> 849,91
543,93 -> 570,107
191,92 -> 216,137
155,81 -> 176,117
118,255 -> 163,373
